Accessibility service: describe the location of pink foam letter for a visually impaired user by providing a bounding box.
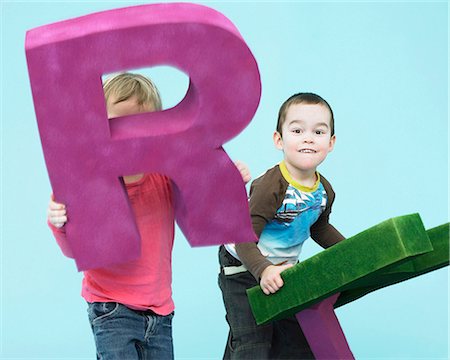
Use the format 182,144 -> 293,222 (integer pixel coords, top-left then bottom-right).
296,294 -> 354,359
26,3 -> 261,270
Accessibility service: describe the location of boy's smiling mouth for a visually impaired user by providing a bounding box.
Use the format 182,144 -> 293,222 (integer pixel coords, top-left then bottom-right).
298,149 -> 317,153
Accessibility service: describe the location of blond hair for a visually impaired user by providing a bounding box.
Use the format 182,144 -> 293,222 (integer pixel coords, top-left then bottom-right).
103,73 -> 162,111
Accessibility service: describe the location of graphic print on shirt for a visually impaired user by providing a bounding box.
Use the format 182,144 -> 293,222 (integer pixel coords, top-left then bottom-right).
274,187 -> 326,223
257,183 -> 327,263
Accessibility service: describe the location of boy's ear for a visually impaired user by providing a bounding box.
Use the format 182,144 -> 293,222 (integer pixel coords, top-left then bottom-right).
328,135 -> 336,152
273,131 -> 283,150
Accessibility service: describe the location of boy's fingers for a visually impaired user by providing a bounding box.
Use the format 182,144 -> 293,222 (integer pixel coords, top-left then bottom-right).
48,206 -> 66,216
260,263 -> 294,295
263,284 -> 275,295
49,200 -> 66,210
269,284 -> 279,293
280,263 -> 293,271
52,216 -> 67,223
267,279 -> 280,292
50,216 -> 67,226
234,161 -> 251,176
49,209 -> 66,218
274,276 -> 284,288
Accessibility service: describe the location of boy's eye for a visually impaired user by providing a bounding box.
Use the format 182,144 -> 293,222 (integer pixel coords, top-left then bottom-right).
315,130 -> 325,135
292,129 -> 302,134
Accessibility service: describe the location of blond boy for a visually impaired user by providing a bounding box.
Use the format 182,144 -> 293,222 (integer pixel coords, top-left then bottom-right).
48,73 -> 250,359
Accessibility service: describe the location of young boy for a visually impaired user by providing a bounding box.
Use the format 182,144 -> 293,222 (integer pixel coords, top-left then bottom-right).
218,93 -> 345,359
47,72 -> 251,360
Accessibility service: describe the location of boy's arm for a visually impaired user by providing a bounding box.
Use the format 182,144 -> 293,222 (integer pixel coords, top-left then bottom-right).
310,176 -> 345,247
234,160 -> 251,184
235,242 -> 272,280
47,195 -> 74,258
235,169 -> 283,280
310,207 -> 345,247
48,221 -> 74,258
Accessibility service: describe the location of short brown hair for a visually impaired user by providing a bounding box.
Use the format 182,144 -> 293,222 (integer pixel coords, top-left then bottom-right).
103,72 -> 162,111
276,93 -> 334,136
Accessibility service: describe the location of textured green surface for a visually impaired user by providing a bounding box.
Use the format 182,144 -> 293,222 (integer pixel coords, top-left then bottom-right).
247,214 -> 448,325
335,223 -> 449,307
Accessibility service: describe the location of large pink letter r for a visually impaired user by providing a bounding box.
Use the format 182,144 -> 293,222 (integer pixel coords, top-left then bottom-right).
26,3 -> 261,270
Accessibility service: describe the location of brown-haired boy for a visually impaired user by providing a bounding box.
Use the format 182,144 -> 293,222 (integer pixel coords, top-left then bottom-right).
219,93 -> 345,359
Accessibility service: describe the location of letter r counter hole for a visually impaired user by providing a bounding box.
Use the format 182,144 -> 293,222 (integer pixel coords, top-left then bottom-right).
101,66 -> 191,186
25,2 -> 261,268
102,65 -> 190,112
101,66 -> 191,139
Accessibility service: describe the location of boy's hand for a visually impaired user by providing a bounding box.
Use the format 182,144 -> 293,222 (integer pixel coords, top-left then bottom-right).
234,160 -> 251,184
260,263 -> 293,295
47,194 -> 67,228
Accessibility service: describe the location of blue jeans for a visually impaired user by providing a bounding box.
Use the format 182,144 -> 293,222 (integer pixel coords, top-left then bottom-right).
218,246 -> 314,359
87,302 -> 174,360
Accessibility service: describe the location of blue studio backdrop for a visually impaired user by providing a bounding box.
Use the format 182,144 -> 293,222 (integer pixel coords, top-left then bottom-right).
1,1 -> 448,359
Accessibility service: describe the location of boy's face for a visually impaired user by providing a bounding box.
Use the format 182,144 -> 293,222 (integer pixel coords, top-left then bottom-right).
106,96 -> 155,180
107,96 -> 154,119
273,103 -> 336,176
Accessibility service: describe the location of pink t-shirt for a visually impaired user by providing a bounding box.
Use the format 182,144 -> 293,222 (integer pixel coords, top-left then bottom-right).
50,174 -> 175,315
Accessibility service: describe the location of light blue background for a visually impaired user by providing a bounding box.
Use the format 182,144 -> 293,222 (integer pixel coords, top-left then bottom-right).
1,1 -> 448,359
